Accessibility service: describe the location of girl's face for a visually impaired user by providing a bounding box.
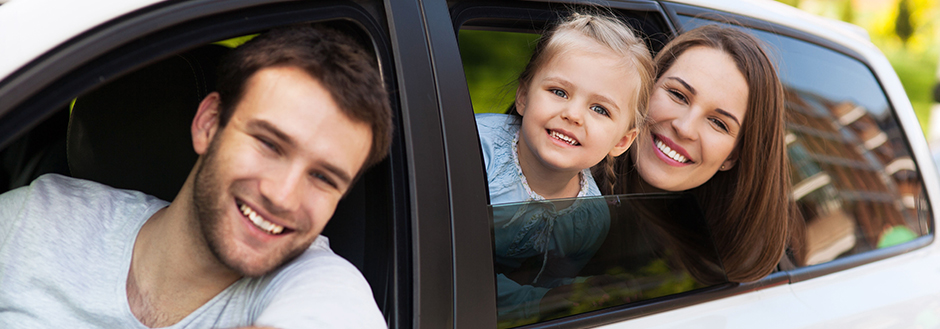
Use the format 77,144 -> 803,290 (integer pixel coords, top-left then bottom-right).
515,38 -> 638,177
635,46 -> 748,191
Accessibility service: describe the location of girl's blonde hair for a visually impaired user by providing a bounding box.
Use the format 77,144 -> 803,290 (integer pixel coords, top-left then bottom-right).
515,10 -> 654,192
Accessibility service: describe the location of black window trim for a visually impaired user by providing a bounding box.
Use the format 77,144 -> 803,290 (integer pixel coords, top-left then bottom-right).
663,1 -> 937,284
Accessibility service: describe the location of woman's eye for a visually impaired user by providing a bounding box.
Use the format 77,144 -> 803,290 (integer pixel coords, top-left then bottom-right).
590,105 -> 609,117
709,117 -> 729,132
667,88 -> 688,104
551,89 -> 567,99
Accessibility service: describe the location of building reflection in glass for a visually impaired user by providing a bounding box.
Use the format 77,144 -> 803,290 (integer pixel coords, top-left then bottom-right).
785,87 -> 930,266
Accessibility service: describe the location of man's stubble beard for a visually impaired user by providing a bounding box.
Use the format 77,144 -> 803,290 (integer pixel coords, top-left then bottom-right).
191,134 -> 308,278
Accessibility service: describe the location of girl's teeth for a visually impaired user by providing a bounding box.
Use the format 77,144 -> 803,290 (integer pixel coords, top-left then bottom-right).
550,131 -> 577,145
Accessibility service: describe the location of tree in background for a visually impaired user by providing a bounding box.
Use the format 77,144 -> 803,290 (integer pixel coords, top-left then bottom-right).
895,0 -> 914,46
840,0 -> 854,24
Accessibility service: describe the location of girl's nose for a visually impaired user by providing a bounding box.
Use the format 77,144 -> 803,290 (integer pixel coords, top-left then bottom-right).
560,104 -> 584,126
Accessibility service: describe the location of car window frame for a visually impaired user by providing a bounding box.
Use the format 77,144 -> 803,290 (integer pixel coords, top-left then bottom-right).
0,0 -> 413,326
444,2 -> 807,328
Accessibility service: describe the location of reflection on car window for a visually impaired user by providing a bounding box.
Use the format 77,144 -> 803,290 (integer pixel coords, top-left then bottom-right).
681,16 -> 933,267
491,194 -> 726,328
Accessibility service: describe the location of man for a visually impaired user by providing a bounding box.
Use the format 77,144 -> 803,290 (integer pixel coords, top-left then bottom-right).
0,24 -> 391,328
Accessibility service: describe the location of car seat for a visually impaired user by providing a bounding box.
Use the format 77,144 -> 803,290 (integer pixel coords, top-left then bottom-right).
67,45 -> 225,201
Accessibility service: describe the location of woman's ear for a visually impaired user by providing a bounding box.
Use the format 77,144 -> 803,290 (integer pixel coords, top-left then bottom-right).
720,155 -> 737,171
720,147 -> 741,170
192,92 -> 222,155
609,128 -> 638,157
515,83 -> 528,116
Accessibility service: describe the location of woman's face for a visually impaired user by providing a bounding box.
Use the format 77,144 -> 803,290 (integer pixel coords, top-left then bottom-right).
635,46 -> 749,191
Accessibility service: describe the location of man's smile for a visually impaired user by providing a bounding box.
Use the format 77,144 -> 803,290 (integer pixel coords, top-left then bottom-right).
237,201 -> 290,235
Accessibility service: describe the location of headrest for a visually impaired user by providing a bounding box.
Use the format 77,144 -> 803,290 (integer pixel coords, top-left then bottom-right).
67,45 -> 227,201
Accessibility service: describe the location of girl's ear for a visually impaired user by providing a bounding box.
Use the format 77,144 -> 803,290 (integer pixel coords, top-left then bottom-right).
192,92 -> 222,155
609,128 -> 638,157
515,83 -> 528,116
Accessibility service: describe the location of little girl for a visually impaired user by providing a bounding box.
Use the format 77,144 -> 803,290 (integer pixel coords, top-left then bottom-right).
475,12 -> 654,324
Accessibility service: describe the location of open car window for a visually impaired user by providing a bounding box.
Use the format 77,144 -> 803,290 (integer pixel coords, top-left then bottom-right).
0,2 -> 401,324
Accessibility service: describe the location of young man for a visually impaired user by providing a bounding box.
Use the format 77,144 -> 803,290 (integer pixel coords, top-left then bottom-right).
0,25 -> 392,328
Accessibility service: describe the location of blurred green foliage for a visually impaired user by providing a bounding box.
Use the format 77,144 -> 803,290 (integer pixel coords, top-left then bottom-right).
458,30 -> 539,114
778,0 -> 939,135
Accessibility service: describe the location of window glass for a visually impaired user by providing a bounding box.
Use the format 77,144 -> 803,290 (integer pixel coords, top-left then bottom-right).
680,16 -> 933,267
460,28 -> 727,328
490,194 -> 725,328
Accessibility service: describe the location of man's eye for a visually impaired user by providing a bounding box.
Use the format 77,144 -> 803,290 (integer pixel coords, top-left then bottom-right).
551,89 -> 567,99
257,137 -> 278,153
312,172 -> 337,188
590,105 -> 609,117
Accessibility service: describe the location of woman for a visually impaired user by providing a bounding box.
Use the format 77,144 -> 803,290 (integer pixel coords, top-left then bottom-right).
596,24 -> 794,282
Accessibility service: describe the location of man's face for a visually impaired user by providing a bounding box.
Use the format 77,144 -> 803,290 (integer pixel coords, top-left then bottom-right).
193,66 -> 372,277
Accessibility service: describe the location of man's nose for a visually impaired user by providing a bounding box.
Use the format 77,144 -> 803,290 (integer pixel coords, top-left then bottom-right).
260,164 -> 305,214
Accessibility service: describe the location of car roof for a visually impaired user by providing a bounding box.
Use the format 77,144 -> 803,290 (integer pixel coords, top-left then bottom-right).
0,0 -> 163,80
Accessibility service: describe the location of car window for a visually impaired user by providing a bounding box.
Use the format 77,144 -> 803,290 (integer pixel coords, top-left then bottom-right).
679,16 -> 933,269
489,193 -> 726,328
457,11 -> 729,328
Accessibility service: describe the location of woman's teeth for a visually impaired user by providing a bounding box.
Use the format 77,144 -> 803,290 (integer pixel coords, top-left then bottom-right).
239,203 -> 284,234
550,130 -> 579,145
655,138 -> 689,163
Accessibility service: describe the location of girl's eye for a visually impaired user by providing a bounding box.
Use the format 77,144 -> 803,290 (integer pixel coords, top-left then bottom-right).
667,88 -> 688,104
590,105 -> 609,117
551,89 -> 567,99
709,117 -> 729,132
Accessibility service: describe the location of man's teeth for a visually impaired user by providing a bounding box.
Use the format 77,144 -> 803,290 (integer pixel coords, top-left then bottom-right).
550,131 -> 578,145
655,139 -> 689,163
239,203 -> 284,234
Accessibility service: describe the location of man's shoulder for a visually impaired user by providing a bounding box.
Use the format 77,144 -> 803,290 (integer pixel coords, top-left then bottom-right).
252,235 -> 386,328
271,236 -> 367,284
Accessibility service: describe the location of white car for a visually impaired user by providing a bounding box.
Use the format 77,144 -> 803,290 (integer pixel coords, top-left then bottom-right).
1,0 -> 938,328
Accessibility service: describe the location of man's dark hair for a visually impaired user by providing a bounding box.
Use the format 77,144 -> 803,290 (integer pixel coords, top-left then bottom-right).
215,24 -> 392,169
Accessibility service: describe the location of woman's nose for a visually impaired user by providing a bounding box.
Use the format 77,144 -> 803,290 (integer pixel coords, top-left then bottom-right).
672,110 -> 699,141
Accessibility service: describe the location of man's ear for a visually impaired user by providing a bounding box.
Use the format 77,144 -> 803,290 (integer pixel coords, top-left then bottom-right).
192,92 -> 222,155
515,83 -> 528,116
609,128 -> 638,157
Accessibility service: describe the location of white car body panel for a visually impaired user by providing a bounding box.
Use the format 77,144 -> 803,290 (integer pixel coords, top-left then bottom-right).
0,0 -> 163,80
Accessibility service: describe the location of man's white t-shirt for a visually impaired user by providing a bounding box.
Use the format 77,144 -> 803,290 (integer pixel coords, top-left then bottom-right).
0,174 -> 385,328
